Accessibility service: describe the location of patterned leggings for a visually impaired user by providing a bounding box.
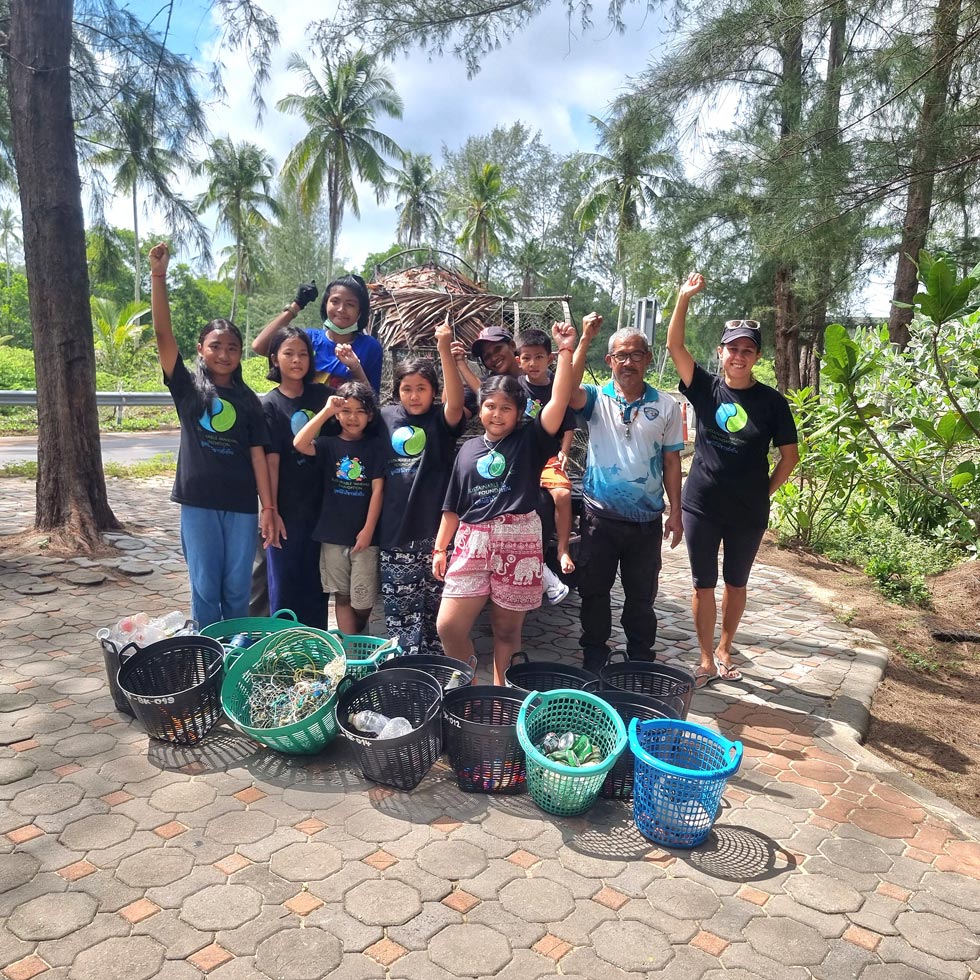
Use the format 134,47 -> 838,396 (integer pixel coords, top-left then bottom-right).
380,539 -> 445,657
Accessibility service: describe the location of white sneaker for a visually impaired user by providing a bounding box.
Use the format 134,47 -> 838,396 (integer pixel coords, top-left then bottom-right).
542,565 -> 570,605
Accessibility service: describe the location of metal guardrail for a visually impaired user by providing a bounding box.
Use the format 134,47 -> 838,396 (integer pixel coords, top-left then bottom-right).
0,391 -> 172,407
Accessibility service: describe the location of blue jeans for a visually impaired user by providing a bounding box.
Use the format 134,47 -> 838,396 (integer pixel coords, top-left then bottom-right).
179,505 -> 257,627
266,515 -> 328,630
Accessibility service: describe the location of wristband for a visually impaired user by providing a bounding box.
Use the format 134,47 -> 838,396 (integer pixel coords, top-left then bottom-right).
262,506 -> 276,512
282,304 -> 297,315
432,548 -> 447,555
151,273 -> 166,278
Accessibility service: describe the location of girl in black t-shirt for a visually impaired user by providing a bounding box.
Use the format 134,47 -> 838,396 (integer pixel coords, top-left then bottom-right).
433,322 -> 577,685
262,326 -> 337,629
148,242 -> 275,628
379,319 -> 465,655
666,272 -> 799,689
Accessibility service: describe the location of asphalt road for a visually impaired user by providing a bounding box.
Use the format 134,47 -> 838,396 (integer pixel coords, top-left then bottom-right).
0,430 -> 180,465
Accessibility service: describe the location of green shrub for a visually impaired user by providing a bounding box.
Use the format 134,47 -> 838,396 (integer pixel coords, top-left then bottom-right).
0,346 -> 35,388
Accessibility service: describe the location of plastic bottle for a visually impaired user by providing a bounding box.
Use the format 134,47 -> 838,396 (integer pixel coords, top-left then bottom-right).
349,710 -> 390,735
377,716 -> 413,739
444,670 -> 465,691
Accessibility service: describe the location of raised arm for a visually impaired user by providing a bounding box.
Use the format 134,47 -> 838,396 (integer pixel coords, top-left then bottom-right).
569,312 -> 602,411
293,395 -> 342,456
252,281 -> 318,356
541,322 -> 577,436
435,319 -> 465,427
665,273 -> 705,388
149,243 -> 179,378
450,340 -> 483,394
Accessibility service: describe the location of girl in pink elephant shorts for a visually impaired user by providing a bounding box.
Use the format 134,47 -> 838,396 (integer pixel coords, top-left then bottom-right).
432,322 -> 577,685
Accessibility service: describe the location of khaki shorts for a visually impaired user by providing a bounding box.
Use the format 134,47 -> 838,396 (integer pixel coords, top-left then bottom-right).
319,544 -> 380,610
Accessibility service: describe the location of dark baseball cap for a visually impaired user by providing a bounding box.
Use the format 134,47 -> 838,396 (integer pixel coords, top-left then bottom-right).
720,319 -> 762,349
471,326 -> 514,358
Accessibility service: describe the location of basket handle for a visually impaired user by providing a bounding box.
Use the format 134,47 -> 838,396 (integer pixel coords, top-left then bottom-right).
272,608 -> 299,622
466,654 -> 478,678
728,741 -> 744,772
606,651 -> 628,665
116,640 -> 140,664
182,619 -> 199,634
336,673 -> 355,699
509,651 -> 529,667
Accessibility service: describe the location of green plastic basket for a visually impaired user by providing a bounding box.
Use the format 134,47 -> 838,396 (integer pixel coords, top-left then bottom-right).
201,609 -> 299,667
516,688 -> 627,816
220,627 -> 345,755
329,631 -> 401,680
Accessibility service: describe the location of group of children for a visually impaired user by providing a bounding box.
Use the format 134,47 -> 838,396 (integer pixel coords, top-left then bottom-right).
149,242 -> 596,684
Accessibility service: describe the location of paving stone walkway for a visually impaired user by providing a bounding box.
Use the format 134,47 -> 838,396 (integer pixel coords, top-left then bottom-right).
1,476 -> 979,980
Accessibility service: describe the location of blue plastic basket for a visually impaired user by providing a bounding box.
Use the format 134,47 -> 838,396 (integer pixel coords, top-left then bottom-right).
629,718 -> 742,849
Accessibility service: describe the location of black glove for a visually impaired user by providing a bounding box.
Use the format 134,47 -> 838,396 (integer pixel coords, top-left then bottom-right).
293,280 -> 318,310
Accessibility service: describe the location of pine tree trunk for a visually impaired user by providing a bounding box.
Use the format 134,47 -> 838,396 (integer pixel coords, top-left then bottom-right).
7,0 -> 120,548
774,264 -> 802,392
887,0 -> 962,347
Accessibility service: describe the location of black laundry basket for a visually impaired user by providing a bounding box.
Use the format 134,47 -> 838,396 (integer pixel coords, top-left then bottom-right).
117,636 -> 225,744
378,653 -> 476,692
97,633 -> 138,716
336,668 -> 443,791
600,653 -> 695,719
443,685 -> 526,794
504,652 -> 600,695
596,689 -> 678,799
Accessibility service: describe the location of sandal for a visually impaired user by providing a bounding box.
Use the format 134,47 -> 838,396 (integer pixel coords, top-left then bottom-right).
714,659 -> 744,682
695,666 -> 719,689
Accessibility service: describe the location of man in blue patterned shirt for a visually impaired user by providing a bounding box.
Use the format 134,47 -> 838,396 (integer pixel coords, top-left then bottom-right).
569,320 -> 684,671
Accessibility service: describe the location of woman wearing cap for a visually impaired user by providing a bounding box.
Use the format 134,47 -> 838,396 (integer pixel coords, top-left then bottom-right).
666,272 -> 799,689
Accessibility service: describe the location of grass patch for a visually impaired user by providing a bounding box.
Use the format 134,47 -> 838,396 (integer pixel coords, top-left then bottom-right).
1,454 -> 176,480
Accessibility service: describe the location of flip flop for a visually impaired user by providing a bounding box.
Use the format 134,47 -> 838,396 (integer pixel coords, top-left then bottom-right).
714,659 -> 744,682
694,666 -> 719,689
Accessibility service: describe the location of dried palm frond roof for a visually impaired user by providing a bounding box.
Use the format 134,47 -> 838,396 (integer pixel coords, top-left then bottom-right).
368,260 -> 571,351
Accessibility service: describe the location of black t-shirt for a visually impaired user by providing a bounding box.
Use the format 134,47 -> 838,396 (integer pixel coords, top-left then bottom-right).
443,416 -> 559,525
520,375 -> 575,435
311,434 -> 386,546
262,384 -> 335,523
380,403 -> 464,548
679,363 -> 798,527
165,356 -> 269,514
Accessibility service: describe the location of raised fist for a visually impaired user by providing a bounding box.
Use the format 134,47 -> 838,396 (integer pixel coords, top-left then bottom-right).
294,280 -> 318,310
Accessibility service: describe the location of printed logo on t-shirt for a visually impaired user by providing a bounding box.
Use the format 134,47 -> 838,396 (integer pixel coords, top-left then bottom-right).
337,455 -> 365,481
199,396 -> 237,433
391,424 -> 426,457
643,405 -> 659,421
476,449 -> 506,479
525,397 -> 542,419
715,402 -> 748,433
290,408 -> 315,435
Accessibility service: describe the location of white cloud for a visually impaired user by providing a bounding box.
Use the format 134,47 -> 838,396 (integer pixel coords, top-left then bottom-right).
104,0 -> 667,270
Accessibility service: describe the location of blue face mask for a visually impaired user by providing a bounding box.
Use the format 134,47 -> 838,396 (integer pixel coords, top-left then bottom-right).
324,318 -> 359,336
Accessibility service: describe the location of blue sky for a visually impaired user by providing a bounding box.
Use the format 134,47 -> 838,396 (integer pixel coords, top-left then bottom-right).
113,0 -> 670,268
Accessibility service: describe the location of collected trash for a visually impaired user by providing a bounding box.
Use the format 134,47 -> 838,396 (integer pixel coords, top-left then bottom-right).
99,610 -> 193,649
536,731 -> 605,767
349,711 -> 414,739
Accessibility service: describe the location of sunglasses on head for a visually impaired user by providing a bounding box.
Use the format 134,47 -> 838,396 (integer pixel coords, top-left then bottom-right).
725,319 -> 760,330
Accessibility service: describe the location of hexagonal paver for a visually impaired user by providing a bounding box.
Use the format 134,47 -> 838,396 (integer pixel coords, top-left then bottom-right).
820,838 -> 892,874
179,884 -> 262,931
206,810 -> 276,845
592,919 -> 673,972
61,814 -> 136,852
744,916 -> 826,966
920,871 -> 980,912
256,928 -> 341,979
269,841 -> 342,882
428,924 -> 512,977
12,781 -> 85,816
0,852 -> 41,893
895,910 -> 980,961
646,877 -> 722,919
417,840 -> 489,880
0,758 -> 38,785
68,935 -> 165,980
53,733 -> 117,758
116,850 -> 195,888
344,879 -> 422,926
785,874 -> 863,914
9,893 -> 98,940
147,781 -> 217,813
343,809 -> 412,844
499,878 -> 575,922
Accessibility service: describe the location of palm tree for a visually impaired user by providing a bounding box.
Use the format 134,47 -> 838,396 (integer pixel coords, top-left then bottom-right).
575,101 -> 679,326
392,152 -> 444,247
0,206 -> 21,332
513,238 -> 548,298
450,162 -> 519,282
277,49 -> 404,274
88,87 -> 208,300
196,138 -> 282,321
91,297 -> 153,377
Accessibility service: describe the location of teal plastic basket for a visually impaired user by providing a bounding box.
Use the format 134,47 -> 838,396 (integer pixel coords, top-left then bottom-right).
516,689 -> 627,816
329,631 -> 401,680
201,609 -> 299,667
629,717 -> 742,848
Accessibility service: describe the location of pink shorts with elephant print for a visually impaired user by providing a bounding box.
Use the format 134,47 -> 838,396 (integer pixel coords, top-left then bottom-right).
442,512 -> 543,611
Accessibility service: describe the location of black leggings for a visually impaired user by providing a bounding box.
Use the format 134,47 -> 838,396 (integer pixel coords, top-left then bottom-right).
682,509 -> 766,590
